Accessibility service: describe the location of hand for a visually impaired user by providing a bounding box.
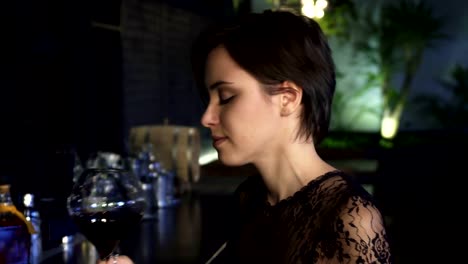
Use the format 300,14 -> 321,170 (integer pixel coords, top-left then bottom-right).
97,255 -> 134,264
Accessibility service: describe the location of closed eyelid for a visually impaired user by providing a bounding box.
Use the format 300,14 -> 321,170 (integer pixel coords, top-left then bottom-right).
219,85 -> 239,99
219,94 -> 235,105
218,87 -> 234,96
204,89 -> 231,104
205,82 -> 237,103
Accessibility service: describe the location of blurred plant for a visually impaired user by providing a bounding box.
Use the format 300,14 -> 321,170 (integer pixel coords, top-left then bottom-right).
330,72 -> 381,130
323,0 -> 449,136
356,0 -> 448,139
253,0 -> 449,138
232,0 -> 252,14
315,0 -> 356,37
412,64 -> 468,130
265,0 -> 301,9
322,0 -> 384,131
319,132 -> 377,149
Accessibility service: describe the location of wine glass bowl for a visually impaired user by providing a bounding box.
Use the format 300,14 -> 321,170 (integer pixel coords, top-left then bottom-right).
67,168 -> 146,262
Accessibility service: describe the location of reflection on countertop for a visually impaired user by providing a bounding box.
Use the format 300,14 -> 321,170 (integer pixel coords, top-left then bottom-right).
39,189 -> 239,264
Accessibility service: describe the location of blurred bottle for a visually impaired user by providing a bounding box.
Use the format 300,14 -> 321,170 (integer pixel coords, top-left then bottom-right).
138,142 -> 157,182
23,193 -> 42,263
156,169 -> 177,208
137,143 -> 159,219
0,184 -> 35,263
137,142 -> 177,208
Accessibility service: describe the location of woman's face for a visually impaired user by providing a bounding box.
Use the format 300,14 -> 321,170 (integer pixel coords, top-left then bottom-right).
201,46 -> 283,166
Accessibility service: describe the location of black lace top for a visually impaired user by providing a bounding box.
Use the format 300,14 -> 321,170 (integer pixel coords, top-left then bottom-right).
217,170 -> 392,264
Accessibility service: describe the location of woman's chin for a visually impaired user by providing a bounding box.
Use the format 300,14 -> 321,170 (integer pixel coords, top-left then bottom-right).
218,154 -> 245,167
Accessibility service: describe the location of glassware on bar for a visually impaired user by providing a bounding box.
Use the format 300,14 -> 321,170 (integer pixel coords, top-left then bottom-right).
67,168 -> 146,263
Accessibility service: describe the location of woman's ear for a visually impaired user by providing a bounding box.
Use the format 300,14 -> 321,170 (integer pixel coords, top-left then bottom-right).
278,81 -> 303,116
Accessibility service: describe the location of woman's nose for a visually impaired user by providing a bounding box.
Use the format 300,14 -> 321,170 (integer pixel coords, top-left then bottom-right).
201,104 -> 219,128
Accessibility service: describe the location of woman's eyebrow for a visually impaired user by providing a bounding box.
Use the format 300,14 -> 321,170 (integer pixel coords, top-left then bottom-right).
208,81 -> 233,90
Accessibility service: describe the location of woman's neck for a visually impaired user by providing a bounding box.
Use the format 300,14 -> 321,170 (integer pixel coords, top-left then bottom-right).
254,141 -> 336,205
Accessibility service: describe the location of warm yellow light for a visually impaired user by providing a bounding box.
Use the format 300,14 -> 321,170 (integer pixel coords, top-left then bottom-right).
301,0 -> 327,19
316,0 -> 328,9
380,115 -> 398,139
301,3 -> 316,18
315,9 -> 324,18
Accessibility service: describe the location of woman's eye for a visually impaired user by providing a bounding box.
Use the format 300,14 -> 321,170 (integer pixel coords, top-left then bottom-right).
219,95 -> 235,105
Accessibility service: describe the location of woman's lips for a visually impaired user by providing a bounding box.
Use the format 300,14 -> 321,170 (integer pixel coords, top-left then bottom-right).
212,136 -> 227,147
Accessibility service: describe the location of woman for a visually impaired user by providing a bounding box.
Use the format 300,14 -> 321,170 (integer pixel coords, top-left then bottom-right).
191,9 -> 392,264
98,256 -> 133,264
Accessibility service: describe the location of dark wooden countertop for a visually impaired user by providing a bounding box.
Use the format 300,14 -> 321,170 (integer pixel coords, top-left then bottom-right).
38,191 -> 236,264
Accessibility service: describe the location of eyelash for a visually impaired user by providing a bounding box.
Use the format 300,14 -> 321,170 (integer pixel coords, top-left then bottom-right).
219,95 -> 235,105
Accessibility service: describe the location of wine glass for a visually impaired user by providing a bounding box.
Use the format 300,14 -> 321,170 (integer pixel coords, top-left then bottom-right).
67,168 -> 146,263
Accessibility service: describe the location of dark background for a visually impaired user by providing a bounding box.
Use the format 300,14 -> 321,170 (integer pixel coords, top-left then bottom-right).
0,0 -> 238,196
1,1 -> 467,262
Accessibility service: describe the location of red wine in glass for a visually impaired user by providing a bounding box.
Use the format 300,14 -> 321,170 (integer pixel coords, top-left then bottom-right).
67,168 -> 146,262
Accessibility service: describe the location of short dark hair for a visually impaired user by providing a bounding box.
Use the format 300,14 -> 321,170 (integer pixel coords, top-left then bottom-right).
191,9 -> 336,144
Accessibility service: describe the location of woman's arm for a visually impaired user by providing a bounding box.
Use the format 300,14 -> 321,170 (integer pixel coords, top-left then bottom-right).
333,196 -> 393,263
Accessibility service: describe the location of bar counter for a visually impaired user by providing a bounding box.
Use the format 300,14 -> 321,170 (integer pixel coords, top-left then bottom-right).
38,183 -> 242,264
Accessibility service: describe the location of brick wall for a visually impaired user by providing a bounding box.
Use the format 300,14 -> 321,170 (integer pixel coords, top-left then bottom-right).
121,0 -> 216,142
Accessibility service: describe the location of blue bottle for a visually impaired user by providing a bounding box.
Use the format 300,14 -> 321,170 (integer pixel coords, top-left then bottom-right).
23,193 -> 42,264
0,184 -> 33,264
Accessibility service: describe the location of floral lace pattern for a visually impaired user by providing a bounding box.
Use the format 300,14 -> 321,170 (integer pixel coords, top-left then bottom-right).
225,170 -> 392,263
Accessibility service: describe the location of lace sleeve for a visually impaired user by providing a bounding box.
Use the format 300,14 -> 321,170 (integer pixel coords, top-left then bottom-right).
328,196 -> 392,264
